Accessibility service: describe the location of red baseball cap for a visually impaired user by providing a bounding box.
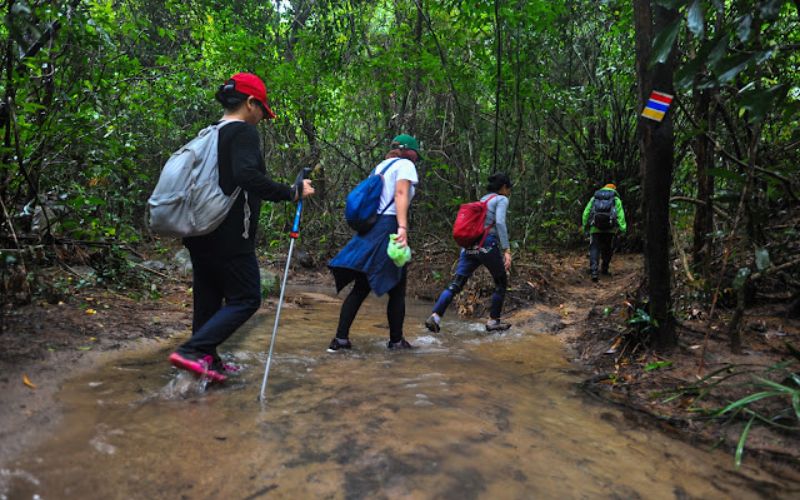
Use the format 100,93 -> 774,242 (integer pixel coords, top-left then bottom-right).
229,72 -> 276,120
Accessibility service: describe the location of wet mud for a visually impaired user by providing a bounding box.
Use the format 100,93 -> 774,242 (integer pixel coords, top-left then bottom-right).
2,290 -> 797,499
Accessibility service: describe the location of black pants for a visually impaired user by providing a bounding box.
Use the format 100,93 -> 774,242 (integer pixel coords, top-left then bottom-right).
336,270 -> 407,342
178,252 -> 261,358
589,233 -> 614,275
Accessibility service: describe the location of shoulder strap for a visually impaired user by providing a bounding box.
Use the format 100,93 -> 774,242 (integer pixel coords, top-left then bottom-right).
377,159 -> 402,214
378,158 -> 401,176
482,194 -> 498,205
475,194 -> 500,248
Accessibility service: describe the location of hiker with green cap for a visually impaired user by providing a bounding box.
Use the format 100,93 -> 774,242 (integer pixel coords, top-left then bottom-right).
582,183 -> 627,282
327,134 -> 421,352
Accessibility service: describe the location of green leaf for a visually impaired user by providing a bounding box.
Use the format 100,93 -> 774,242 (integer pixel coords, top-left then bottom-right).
707,167 -> 744,183
754,248 -> 771,272
649,18 -> 682,66
754,50 -> 776,66
792,393 -> 800,421
706,36 -> 728,67
675,56 -> 705,90
733,266 -> 752,289
760,0 -> 787,21
736,14 -> 752,43
755,377 -> 794,393
687,0 -> 704,38
738,84 -> 788,124
735,415 -> 755,468
717,390 -> 776,415
645,360 -> 674,372
714,53 -> 752,83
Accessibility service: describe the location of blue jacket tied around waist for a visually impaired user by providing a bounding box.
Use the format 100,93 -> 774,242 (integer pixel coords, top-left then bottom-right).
329,215 -> 403,296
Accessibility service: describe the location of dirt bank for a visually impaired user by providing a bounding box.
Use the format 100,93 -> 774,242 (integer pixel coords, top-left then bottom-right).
532,252 -> 800,482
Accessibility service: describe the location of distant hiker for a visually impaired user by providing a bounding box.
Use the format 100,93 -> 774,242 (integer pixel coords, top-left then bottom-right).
327,135 -> 421,352
426,172 -> 513,333
169,72 -> 315,381
582,183 -> 626,282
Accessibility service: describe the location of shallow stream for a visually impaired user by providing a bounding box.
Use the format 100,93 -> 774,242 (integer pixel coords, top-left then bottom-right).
2,290 -> 796,499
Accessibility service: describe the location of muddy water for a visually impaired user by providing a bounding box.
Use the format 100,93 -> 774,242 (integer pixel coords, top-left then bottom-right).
2,290 -> 795,499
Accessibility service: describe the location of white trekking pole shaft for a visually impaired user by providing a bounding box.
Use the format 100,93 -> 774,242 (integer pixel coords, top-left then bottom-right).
259,168 -> 310,402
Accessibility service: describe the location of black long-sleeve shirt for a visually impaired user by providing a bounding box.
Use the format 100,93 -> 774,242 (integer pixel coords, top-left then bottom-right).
184,121 -> 292,257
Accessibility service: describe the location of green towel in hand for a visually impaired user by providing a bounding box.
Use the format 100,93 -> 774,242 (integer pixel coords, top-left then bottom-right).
387,234 -> 412,267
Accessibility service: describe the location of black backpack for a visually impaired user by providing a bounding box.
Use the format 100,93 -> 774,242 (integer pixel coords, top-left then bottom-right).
590,189 -> 617,230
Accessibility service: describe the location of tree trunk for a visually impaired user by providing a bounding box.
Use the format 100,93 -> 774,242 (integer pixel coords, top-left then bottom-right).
493,0 -> 502,172
633,0 -> 678,350
691,88 -> 715,277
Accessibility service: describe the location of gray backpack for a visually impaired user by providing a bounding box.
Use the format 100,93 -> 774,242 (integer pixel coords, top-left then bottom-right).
148,120 -> 251,238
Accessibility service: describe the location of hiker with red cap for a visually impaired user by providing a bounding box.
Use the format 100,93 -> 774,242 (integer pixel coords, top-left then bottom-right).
169,72 -> 315,381
582,183 -> 627,282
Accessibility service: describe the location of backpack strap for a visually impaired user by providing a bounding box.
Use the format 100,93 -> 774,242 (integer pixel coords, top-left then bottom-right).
377,158 -> 402,215
476,194 -> 499,248
241,190 -> 250,238
378,158 -> 401,176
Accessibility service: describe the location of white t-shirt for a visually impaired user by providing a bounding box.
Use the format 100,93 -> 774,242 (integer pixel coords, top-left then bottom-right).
373,158 -> 418,216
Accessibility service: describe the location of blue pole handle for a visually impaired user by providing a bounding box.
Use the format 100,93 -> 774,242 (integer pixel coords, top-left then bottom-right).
291,200 -> 303,234
290,167 -> 312,237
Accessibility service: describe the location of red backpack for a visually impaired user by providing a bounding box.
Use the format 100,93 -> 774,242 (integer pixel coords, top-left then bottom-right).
452,194 -> 497,248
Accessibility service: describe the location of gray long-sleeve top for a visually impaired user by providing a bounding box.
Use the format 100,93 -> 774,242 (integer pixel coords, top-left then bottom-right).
480,193 -> 510,250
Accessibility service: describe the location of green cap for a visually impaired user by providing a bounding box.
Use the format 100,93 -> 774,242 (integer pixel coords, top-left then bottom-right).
387,234 -> 412,267
391,134 -> 421,155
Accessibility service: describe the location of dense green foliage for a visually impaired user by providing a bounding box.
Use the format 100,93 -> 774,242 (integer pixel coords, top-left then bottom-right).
1,0 -> 798,306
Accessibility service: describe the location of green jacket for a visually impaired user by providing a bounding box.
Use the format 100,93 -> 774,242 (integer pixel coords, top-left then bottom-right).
582,187 -> 627,234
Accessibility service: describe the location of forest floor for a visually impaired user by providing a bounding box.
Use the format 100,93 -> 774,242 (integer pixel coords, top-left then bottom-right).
1,249 -> 798,481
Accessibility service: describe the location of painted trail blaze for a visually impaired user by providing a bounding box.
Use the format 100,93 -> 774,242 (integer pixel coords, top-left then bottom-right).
641,91 -> 673,122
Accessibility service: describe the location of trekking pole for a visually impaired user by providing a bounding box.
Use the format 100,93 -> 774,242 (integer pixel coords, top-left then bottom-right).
259,167 -> 311,402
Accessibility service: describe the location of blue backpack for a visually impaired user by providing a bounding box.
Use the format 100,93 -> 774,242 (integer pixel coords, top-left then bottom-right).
345,159 -> 400,234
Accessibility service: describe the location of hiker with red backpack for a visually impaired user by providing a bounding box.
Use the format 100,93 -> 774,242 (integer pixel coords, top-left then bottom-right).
426,173 -> 513,333
167,73 -> 315,382
326,134 -> 421,352
582,183 -> 627,282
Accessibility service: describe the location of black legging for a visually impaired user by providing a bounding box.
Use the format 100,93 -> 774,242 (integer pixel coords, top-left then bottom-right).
335,270 -> 407,342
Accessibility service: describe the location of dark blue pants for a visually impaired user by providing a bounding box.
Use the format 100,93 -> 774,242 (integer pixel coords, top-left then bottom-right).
178,252 -> 261,358
589,233 -> 614,275
432,237 -> 508,320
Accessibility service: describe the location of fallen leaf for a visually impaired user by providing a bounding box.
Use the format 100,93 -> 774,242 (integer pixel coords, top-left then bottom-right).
78,346 -> 93,351
23,374 -> 37,389
86,308 -> 97,315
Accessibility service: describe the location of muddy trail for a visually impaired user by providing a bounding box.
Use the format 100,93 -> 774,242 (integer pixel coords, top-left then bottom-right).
2,252 -> 799,498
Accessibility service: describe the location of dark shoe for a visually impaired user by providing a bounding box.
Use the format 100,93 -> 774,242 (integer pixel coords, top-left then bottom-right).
591,274 -> 599,282
169,352 -> 227,382
601,269 -> 611,276
327,337 -> 352,353
387,338 -> 415,350
425,314 -> 441,333
485,319 -> 511,332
